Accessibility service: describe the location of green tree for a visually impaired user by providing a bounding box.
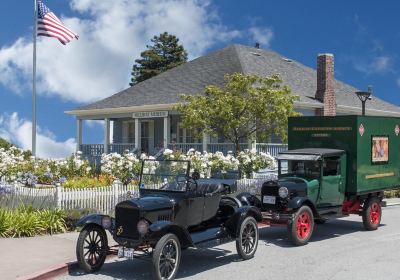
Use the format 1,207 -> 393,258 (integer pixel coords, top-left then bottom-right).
130,32 -> 188,86
176,73 -> 300,153
0,138 -> 13,150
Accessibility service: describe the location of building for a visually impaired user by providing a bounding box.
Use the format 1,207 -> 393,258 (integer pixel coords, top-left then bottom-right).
65,44 -> 400,159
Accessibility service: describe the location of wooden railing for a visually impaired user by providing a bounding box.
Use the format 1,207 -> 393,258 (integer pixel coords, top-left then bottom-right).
256,143 -> 288,157
207,143 -> 248,154
168,143 -> 203,153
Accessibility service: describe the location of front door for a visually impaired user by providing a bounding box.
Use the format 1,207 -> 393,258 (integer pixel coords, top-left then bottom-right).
317,156 -> 344,207
140,121 -> 154,154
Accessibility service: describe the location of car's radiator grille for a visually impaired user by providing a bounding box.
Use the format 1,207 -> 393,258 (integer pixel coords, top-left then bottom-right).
261,181 -> 285,211
115,206 -> 140,240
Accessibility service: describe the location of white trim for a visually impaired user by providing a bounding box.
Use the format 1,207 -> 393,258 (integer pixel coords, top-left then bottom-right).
65,103 -> 176,116
336,105 -> 400,117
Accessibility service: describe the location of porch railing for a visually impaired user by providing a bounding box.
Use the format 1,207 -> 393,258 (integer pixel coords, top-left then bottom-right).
207,143 -> 248,154
108,143 -> 136,154
256,143 -> 288,157
80,143 -> 288,159
168,143 -> 203,153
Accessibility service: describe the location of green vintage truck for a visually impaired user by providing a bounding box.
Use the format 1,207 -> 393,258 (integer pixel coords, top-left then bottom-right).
253,115 -> 400,246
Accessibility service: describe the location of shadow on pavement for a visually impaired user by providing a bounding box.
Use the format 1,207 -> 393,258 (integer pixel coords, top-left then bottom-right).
67,247 -> 244,280
259,218 -> 386,248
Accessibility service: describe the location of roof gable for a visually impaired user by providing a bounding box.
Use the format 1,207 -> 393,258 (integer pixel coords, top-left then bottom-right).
71,44 -> 400,115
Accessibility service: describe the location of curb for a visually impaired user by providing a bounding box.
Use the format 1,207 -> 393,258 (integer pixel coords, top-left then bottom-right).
17,261 -> 78,280
386,202 -> 400,207
18,250 -> 118,280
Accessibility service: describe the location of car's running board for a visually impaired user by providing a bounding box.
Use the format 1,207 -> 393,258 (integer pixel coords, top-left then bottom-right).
192,227 -> 232,248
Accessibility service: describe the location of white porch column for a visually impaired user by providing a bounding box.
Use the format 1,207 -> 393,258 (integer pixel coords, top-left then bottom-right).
104,118 -> 110,154
76,118 -> 82,152
134,118 -> 141,151
163,116 -> 170,149
202,133 -> 208,152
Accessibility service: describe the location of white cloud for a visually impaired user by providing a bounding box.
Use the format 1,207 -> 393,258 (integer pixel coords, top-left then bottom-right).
0,112 -> 76,158
352,55 -> 392,75
248,26 -> 274,48
0,0 -> 241,103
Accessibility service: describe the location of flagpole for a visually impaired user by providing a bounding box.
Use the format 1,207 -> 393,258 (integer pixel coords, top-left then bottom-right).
32,0 -> 37,156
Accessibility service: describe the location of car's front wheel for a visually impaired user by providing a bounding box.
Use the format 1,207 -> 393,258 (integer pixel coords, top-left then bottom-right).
236,216 -> 259,260
152,233 -> 181,280
287,205 -> 314,246
76,224 -> 108,273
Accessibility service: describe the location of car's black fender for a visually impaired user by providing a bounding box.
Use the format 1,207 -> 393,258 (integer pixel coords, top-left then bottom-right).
236,192 -> 261,208
76,214 -> 115,233
224,206 -> 262,237
148,220 -> 193,249
287,197 -> 319,218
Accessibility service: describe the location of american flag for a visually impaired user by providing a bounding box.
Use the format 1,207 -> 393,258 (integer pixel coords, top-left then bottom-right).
37,0 -> 78,45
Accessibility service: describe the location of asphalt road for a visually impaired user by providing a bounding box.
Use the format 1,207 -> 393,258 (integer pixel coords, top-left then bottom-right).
57,205 -> 400,280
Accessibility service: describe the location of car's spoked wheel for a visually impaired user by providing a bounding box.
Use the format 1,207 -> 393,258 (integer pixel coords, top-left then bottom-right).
288,205 -> 314,246
153,233 -> 181,280
76,225 -> 108,273
362,197 -> 382,231
236,216 -> 259,260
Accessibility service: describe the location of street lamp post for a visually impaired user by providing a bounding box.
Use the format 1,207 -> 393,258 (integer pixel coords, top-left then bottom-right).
355,86 -> 372,116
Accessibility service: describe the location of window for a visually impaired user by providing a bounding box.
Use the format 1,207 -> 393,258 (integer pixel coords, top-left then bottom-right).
122,121 -> 135,143
177,123 -> 202,143
323,157 -> 340,176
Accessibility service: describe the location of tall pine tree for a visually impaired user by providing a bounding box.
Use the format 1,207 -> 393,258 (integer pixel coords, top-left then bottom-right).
130,32 -> 188,86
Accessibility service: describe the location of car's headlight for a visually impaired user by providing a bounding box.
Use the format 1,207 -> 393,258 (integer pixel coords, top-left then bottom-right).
278,187 -> 289,198
137,219 -> 149,235
101,216 -> 112,229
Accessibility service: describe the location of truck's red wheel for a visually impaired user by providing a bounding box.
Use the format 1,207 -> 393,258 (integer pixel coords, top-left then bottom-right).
287,205 -> 314,246
362,197 -> 382,231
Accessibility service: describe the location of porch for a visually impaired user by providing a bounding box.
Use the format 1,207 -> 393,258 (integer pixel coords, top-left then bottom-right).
75,110 -> 288,160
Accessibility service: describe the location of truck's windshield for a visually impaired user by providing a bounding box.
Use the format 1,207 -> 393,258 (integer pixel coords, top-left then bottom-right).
279,160 -> 321,179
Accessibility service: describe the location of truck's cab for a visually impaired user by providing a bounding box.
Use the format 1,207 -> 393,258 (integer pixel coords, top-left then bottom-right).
260,148 -> 346,245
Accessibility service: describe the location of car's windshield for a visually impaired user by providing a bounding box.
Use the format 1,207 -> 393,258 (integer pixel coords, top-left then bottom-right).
279,159 -> 321,179
140,160 -> 190,192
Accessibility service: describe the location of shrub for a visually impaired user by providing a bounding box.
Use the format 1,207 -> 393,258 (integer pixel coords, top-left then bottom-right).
0,206 -> 67,238
62,175 -> 112,189
38,208 -> 67,234
0,208 -> 11,237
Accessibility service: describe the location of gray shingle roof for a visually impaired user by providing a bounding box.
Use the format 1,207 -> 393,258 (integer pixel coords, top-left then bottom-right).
73,44 -> 400,114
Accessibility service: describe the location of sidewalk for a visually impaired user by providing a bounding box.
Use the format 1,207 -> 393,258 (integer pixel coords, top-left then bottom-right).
0,198 -> 399,280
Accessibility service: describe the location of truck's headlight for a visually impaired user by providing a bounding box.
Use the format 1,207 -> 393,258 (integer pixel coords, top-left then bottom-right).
278,187 -> 289,198
102,216 -> 112,229
137,219 -> 149,235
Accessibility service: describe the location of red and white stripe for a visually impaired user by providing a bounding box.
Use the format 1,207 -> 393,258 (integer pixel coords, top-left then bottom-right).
37,12 -> 78,45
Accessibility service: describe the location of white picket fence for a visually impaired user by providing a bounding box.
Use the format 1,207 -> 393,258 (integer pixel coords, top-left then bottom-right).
1,176 -> 277,215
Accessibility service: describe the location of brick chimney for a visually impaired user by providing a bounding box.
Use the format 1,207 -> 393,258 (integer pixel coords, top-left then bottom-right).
315,53 -> 336,116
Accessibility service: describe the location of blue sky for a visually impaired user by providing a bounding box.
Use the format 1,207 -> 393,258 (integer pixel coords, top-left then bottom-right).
1,0 -> 400,157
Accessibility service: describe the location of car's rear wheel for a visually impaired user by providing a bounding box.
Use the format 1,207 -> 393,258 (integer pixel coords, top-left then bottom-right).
236,216 -> 259,260
152,233 -> 181,280
362,197 -> 382,231
288,205 -> 314,246
76,224 -> 108,273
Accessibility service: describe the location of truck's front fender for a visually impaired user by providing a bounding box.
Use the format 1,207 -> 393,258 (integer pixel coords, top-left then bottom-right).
287,197 -> 319,217
76,214 -> 115,233
148,221 -> 193,249
225,206 -> 262,238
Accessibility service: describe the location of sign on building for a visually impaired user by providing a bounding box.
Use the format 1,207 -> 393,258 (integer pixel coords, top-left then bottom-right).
133,111 -> 168,118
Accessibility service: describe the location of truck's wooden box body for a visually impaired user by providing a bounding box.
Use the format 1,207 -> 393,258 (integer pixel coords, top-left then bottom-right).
288,115 -> 400,195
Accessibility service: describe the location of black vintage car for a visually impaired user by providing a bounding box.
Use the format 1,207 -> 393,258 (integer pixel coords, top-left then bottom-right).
76,160 -> 261,280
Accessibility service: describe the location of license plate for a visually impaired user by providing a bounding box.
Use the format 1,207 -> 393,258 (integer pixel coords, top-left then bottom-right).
118,248 -> 134,259
263,195 -> 276,204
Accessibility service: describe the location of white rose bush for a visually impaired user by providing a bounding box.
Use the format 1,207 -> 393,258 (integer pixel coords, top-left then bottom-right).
1,143 -> 276,189
163,148 -> 276,178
